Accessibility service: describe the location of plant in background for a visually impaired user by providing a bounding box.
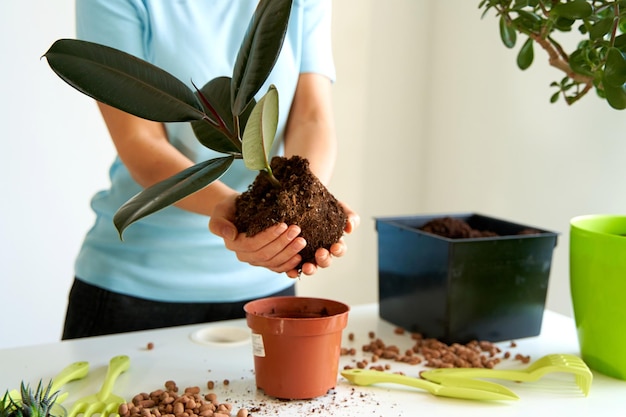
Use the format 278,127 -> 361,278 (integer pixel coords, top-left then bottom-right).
0,381 -> 61,417
480,0 -> 626,109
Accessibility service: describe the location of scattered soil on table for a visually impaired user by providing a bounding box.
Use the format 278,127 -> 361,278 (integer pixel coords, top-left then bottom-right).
420,216 -> 539,239
234,156 -> 347,268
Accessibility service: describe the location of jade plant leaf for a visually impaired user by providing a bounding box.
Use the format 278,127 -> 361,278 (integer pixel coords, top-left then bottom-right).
568,49 -> 594,77
242,85 -> 279,171
604,47 -> 626,87
603,48 -> 626,109
43,39 -> 205,122
231,0 -> 292,116
604,83 -> 626,109
515,10 -> 542,31
499,15 -> 517,48
589,16 -> 614,40
517,37 -> 534,70
551,0 -> 593,20
113,156 -> 234,236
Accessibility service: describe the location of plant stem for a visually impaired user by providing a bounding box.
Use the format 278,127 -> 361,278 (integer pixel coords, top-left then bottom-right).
529,33 -> 594,85
609,2 -> 620,47
263,168 -> 281,187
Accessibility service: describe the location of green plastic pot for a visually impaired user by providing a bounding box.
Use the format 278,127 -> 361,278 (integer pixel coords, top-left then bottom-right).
570,214 -> 626,380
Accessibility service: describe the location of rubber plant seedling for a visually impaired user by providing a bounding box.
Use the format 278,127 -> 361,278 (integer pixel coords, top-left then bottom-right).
43,0 -> 291,236
43,0 -> 348,268
480,0 -> 626,109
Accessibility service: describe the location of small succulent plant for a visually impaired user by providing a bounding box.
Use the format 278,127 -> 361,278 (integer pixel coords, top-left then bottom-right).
0,381 -> 61,417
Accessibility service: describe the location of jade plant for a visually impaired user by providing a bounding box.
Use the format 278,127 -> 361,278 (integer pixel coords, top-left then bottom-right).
480,0 -> 626,109
0,381 -> 61,417
43,0 -> 292,236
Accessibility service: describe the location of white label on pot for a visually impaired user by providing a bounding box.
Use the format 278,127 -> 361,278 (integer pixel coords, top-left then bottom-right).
251,333 -> 266,357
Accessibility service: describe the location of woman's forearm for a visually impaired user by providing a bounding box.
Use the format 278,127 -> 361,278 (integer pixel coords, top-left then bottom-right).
97,102 -> 237,217
283,73 -> 337,185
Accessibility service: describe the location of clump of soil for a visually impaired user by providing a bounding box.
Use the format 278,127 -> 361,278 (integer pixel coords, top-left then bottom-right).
234,156 -> 347,268
420,217 -> 498,238
420,217 -> 540,239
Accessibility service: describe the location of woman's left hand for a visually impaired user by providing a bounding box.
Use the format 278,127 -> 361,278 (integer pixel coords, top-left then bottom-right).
287,201 -> 360,278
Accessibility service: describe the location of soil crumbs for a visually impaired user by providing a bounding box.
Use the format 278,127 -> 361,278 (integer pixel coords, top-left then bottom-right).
420,216 -> 539,239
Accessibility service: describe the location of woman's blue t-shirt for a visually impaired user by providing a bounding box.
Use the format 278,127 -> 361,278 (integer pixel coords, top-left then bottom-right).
73,0 -> 336,302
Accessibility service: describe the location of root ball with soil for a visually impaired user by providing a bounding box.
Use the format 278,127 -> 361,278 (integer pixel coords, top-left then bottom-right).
234,156 -> 347,268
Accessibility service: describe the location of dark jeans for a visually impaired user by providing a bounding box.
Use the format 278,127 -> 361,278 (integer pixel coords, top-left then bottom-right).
62,278 -> 295,340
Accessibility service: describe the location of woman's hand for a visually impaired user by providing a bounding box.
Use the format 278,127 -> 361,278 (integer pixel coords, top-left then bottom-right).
209,196 -> 360,277
209,194 -> 308,273
289,201 -> 360,278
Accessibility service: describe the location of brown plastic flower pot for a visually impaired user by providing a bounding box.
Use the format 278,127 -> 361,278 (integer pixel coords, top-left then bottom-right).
244,296 -> 349,399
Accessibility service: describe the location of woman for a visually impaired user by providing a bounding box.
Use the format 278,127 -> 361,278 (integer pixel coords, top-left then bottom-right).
62,0 -> 359,339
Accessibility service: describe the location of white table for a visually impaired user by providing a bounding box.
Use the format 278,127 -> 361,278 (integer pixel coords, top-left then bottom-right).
1,304 -> 625,416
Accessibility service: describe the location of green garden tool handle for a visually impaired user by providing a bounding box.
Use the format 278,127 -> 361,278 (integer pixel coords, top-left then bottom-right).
51,361 -> 90,403
5,361 -> 90,405
95,355 -> 130,402
341,369 -> 518,401
422,367 -> 536,383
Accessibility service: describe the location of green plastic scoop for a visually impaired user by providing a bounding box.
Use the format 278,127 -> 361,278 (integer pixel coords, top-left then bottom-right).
341,368 -> 519,401
6,361 -> 90,405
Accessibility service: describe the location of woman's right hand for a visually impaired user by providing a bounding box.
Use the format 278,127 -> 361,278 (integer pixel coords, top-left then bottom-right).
209,194 -> 308,274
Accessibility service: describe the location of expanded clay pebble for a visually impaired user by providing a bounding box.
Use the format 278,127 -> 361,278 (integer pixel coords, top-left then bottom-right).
342,329 -> 529,370
118,381 -> 243,417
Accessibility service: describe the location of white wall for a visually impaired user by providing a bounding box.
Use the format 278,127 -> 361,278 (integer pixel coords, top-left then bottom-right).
2,1 -> 624,349
1,2 -> 115,348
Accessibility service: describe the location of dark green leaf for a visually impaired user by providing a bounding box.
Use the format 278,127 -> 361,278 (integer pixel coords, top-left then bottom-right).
603,83 -> 626,109
614,33 -> 626,53
517,37 -> 534,70
516,9 -> 543,29
569,49 -> 594,77
43,39 -> 205,122
550,91 -> 560,103
589,17 -> 613,40
551,0 -> 593,20
114,156 -> 234,236
604,47 -> 626,87
231,0 -> 293,116
554,16 -> 576,31
499,15 -> 517,48
191,77 -> 247,154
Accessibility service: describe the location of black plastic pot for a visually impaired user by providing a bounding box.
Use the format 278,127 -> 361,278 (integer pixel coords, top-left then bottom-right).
375,213 -> 558,344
